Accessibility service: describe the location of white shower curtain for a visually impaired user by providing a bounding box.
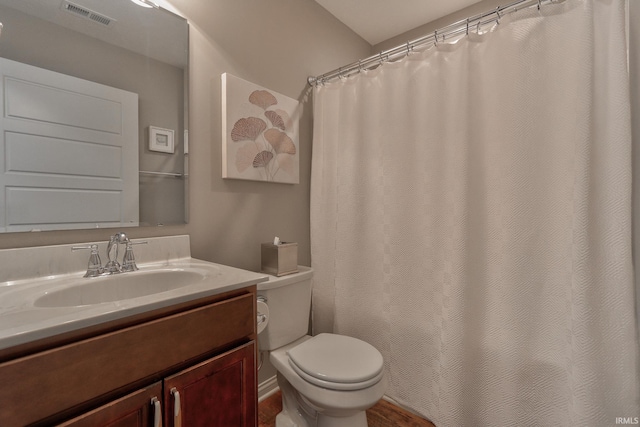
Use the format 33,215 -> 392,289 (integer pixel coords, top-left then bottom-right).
310,1 -> 640,426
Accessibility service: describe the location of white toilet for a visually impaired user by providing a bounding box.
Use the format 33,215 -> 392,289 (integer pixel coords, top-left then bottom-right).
257,267 -> 386,427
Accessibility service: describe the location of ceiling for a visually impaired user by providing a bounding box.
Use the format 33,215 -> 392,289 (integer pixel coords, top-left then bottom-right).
314,0 -> 484,45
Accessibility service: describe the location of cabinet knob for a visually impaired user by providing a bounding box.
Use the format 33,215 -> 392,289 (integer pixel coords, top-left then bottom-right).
150,397 -> 162,427
170,387 -> 182,427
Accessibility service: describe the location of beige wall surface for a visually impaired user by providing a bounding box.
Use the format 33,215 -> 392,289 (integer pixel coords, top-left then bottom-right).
170,0 -> 370,271
0,0 -> 370,272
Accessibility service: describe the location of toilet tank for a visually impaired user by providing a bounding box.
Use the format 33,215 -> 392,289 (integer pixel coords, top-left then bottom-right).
257,266 -> 313,351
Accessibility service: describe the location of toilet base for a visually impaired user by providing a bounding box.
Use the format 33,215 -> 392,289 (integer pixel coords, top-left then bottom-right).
317,411 -> 367,427
275,372 -> 370,427
275,408 -> 367,427
276,373 -> 314,427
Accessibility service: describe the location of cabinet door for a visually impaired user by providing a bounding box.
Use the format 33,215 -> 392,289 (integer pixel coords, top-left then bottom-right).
164,341 -> 256,427
57,382 -> 163,427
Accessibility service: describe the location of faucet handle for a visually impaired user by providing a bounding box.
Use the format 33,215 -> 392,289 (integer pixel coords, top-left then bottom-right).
72,244 -> 104,278
121,240 -> 148,272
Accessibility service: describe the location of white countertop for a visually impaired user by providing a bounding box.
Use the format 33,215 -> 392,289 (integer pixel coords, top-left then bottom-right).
0,235 -> 268,351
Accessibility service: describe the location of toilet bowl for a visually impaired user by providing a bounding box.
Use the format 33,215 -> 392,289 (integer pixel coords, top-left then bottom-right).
258,267 -> 386,427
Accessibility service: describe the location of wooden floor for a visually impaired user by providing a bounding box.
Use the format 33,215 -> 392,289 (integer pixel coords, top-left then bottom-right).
258,391 -> 436,427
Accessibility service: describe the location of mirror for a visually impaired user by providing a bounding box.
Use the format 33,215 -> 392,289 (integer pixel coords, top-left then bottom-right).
0,0 -> 188,232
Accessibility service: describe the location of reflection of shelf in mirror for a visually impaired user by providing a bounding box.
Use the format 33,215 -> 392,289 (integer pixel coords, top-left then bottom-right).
139,170 -> 185,178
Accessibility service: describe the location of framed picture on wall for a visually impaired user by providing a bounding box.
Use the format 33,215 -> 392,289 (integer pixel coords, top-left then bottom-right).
149,126 -> 175,154
221,73 -> 300,184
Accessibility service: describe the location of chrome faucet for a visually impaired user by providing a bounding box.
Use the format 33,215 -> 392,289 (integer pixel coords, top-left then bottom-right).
104,232 -> 128,273
73,232 -> 147,277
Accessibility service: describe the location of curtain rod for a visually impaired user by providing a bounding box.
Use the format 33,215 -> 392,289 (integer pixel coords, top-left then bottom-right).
307,0 -> 555,86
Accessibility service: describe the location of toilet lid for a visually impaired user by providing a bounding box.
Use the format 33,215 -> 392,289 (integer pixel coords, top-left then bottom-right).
287,333 -> 384,390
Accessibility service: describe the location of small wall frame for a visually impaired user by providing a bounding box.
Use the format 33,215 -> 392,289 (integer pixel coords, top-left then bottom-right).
149,126 -> 175,154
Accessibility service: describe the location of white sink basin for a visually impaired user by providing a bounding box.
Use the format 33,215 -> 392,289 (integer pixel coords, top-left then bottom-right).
34,269 -> 206,307
0,235 -> 270,352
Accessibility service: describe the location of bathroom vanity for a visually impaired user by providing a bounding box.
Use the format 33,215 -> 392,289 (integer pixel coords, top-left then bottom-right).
0,235 -> 267,427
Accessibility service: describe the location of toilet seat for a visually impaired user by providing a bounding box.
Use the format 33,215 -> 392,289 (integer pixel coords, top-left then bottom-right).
287,333 -> 384,391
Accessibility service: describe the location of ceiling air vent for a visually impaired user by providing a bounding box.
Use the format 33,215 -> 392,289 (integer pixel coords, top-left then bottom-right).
61,1 -> 115,27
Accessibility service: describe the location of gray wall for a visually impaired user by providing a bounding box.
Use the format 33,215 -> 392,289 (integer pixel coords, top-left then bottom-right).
170,0 -> 371,271
0,0 -> 371,273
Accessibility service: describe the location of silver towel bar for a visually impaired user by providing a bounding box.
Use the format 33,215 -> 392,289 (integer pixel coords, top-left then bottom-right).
139,170 -> 184,178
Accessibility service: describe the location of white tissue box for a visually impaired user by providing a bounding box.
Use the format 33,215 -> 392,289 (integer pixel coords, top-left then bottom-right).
261,242 -> 298,276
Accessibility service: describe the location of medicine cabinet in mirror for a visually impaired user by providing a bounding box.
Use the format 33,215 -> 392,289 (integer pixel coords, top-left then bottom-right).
0,0 -> 188,232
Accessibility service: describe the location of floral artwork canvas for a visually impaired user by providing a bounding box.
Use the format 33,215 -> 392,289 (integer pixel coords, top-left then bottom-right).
222,73 -> 300,184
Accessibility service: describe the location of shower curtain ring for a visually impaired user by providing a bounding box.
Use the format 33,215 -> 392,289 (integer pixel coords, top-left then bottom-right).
379,52 -> 384,65
495,7 -> 501,24
358,60 -> 362,73
477,20 -> 482,34
538,0 -> 542,10
466,18 -> 470,35
434,30 -> 438,46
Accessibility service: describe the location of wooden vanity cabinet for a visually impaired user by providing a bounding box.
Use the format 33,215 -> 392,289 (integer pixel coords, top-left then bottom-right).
59,342 -> 256,427
164,341 -> 256,427
0,287 -> 258,427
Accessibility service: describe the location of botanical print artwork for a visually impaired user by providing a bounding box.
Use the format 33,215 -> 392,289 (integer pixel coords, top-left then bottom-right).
222,73 -> 300,184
